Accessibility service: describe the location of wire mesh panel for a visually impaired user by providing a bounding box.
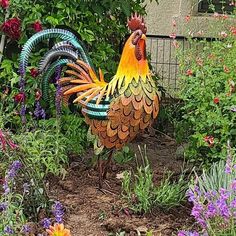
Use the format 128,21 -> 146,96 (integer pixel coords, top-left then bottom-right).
146,35 -> 188,97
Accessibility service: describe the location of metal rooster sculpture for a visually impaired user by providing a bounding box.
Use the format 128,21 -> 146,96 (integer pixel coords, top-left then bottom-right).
19,13 -> 160,187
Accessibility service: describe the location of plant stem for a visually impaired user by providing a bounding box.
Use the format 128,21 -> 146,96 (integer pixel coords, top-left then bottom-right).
0,10 -> 9,63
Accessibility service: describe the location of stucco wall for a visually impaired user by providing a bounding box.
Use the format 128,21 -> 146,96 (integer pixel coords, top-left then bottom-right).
145,0 -> 235,96
145,0 -> 191,36
145,0 -> 235,37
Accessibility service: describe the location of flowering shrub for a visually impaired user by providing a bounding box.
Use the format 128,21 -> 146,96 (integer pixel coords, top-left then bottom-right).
179,144 -> 236,235
1,18 -> 21,40
0,160 -> 30,235
177,18 -> 236,163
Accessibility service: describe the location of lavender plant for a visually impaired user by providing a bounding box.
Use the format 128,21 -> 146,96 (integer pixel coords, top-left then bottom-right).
179,143 -> 236,236
41,200 -> 65,230
0,160 -> 31,235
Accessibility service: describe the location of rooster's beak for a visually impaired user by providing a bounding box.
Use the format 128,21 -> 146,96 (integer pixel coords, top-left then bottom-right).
141,34 -> 146,40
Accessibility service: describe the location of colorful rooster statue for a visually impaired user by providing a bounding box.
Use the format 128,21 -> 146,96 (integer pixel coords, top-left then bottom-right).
19,13 -> 160,187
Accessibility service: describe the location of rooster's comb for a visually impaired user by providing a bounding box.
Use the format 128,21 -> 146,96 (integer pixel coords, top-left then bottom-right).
127,13 -> 147,34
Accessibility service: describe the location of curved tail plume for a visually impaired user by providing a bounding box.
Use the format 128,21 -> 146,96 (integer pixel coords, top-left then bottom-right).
19,28 -> 94,77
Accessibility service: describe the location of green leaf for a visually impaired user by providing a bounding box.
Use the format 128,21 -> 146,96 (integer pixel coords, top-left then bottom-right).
121,0 -> 131,16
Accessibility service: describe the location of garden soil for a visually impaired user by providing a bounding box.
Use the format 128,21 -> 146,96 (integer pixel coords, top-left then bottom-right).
48,132 -> 194,236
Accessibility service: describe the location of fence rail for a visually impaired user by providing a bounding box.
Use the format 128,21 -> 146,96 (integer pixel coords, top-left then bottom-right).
146,35 -> 186,96
146,35 -> 216,97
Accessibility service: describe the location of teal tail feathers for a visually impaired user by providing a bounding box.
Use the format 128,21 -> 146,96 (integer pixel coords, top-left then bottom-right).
19,28 -> 94,77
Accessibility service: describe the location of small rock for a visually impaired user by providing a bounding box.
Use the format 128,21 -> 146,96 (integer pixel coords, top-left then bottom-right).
136,226 -> 148,233
58,180 -> 76,192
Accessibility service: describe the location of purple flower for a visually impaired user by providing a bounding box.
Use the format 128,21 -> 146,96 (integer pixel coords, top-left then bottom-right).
178,231 -> 200,236
4,225 -> 14,234
231,179 -> 236,191
216,197 -> 230,219
22,224 -> 31,233
191,202 -> 203,219
0,202 -> 7,211
3,182 -> 10,195
194,186 -> 201,196
52,201 -> 64,223
225,158 -> 232,174
178,231 -> 187,236
206,202 -> 217,218
186,189 -> 195,202
197,218 -> 207,228
41,218 -> 51,229
19,76 -> 25,90
219,188 -> 230,200
20,104 -> 26,124
7,160 -> 22,180
34,101 -> 46,119
230,198 -> 236,208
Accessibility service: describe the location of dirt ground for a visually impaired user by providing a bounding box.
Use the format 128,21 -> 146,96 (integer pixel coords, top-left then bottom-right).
48,132 -> 194,236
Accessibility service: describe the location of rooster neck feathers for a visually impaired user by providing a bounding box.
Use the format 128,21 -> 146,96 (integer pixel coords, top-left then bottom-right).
115,32 -> 149,82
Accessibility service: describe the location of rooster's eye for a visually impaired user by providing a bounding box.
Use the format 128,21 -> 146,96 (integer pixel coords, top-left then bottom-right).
132,30 -> 142,45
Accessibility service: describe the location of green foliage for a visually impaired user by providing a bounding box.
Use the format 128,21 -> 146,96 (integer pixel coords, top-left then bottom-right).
177,31 -> 236,163
14,130 -> 68,177
114,145 -> 134,164
153,171 -> 187,209
192,143 -> 236,201
122,146 -> 187,214
39,114 -> 88,154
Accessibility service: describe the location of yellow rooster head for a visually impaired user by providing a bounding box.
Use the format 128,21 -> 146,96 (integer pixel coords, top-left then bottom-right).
115,13 -> 149,81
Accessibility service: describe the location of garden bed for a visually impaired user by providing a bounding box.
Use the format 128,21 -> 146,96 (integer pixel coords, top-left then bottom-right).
48,133 -> 194,235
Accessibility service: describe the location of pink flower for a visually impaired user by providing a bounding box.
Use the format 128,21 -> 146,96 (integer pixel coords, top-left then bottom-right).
230,26 -> 236,35
222,14 -> 228,20
1,18 -> 21,40
185,15 -> 191,23
0,129 -> 18,152
223,65 -> 230,73
196,30 -> 204,36
213,97 -> 220,104
0,0 -> 9,8
213,12 -> 219,18
220,31 -> 228,38
33,21 -> 42,32
35,89 -> 42,101
230,1 -> 236,6
204,136 -> 214,147
186,69 -> 193,76
169,32 -> 176,39
196,58 -> 203,66
172,19 -> 177,27
172,40 -> 179,48
14,92 -> 26,104
30,68 -> 39,78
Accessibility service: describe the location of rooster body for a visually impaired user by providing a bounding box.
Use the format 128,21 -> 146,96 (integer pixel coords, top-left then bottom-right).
18,14 -> 160,181
60,28 -> 159,153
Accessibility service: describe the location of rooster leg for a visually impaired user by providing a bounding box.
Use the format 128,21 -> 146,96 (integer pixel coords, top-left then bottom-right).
102,150 -> 113,179
97,155 -> 103,189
